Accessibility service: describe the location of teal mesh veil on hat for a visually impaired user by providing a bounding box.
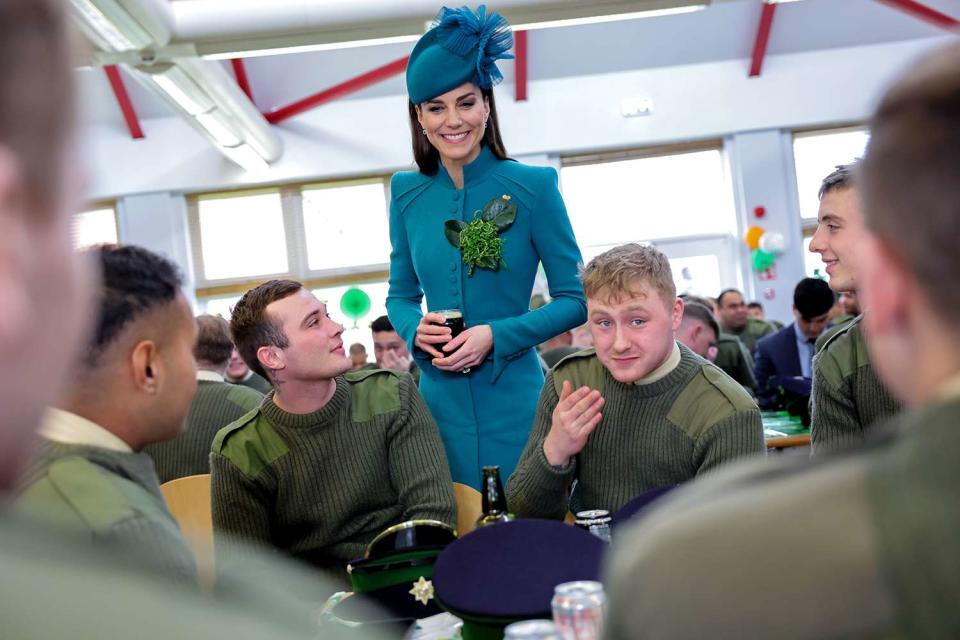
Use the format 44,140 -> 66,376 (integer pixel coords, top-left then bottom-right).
406,5 -> 514,104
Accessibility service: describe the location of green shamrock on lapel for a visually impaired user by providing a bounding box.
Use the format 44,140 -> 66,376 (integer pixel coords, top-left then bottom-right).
444,194 -> 517,277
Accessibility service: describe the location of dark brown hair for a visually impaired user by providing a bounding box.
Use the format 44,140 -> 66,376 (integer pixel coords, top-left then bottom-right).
861,43 -> 960,326
194,314 -> 233,367
229,280 -> 303,380
408,88 -> 509,175
0,0 -> 74,214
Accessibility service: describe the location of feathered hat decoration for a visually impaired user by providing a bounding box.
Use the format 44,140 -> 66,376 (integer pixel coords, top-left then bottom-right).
406,5 -> 515,104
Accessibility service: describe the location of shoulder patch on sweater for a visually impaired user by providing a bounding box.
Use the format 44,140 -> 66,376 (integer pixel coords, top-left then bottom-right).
346,369 -> 403,422
212,410 -> 289,479
667,365 -> 758,439
38,456 -> 135,532
817,316 -> 869,389
552,349 -> 605,396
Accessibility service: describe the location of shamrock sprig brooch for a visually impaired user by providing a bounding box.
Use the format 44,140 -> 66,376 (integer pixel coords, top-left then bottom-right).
444,194 -> 516,277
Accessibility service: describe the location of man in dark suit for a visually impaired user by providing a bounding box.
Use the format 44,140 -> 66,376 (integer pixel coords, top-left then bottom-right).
754,278 -> 835,410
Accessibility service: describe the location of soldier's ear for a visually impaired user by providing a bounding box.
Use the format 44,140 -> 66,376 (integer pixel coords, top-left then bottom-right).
131,340 -> 160,394
257,345 -> 284,374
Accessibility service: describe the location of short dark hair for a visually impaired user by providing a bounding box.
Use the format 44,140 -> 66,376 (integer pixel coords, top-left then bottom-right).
194,315 -> 233,367
861,43 -> 960,327
83,245 -> 183,367
682,302 -> 720,339
747,302 -> 763,311
818,161 -> 859,200
794,278 -> 835,319
716,289 -> 742,307
408,88 -> 510,175
0,0 -> 74,213
230,280 -> 303,380
370,315 -> 395,333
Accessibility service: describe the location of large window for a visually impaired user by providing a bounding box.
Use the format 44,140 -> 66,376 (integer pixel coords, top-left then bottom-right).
302,181 -> 390,271
560,147 -> 737,255
73,206 -> 118,248
191,178 -> 392,341
195,190 -> 289,281
793,128 -> 869,222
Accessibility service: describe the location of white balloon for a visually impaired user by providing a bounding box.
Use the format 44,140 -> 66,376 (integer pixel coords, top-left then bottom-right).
759,231 -> 788,255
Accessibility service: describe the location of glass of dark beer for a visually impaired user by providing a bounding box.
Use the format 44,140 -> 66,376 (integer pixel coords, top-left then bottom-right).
433,309 -> 465,352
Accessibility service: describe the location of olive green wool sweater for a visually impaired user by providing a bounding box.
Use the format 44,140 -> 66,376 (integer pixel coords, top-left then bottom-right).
145,379 -> 263,483
507,344 -> 765,520
210,370 -> 456,575
811,316 -> 901,455
17,439 -> 197,583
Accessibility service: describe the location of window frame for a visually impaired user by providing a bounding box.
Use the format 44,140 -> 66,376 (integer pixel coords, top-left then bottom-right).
188,175 -> 392,302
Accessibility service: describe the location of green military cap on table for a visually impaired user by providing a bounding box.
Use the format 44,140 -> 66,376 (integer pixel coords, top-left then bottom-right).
332,520 -> 457,627
431,519 -> 607,640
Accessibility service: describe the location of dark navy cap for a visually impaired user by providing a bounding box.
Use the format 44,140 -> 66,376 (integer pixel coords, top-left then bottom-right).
432,519 -> 606,639
610,486 -> 677,531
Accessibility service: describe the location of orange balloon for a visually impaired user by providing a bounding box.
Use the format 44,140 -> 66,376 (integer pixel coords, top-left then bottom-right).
745,226 -> 766,250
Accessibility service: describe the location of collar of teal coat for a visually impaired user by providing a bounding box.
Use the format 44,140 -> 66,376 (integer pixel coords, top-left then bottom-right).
436,144 -> 500,189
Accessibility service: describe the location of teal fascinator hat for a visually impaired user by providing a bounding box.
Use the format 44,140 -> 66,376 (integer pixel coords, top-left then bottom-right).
406,5 -> 514,105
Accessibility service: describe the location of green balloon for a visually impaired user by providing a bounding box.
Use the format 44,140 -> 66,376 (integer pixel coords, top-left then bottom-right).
751,248 -> 776,271
340,287 -> 371,323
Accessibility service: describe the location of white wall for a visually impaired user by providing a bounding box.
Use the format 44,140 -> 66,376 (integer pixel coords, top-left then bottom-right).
86,35 -> 951,322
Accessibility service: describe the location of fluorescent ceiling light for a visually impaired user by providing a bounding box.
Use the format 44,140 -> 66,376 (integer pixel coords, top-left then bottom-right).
149,66 -> 215,115
71,0 -> 154,51
219,143 -> 271,173
203,34 -> 421,61
513,5 -> 706,30
196,110 -> 244,148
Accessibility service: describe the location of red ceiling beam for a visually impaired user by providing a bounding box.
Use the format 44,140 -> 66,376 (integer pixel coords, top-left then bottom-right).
749,2 -> 778,78
265,56 -> 409,124
515,29 -> 528,101
874,0 -> 960,30
103,65 -> 144,139
230,59 -> 255,102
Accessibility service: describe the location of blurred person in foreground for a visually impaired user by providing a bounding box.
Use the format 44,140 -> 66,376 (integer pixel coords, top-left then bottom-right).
603,43 -> 960,639
0,4 -> 392,636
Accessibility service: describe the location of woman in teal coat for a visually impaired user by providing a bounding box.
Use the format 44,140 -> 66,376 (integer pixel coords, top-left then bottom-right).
387,5 -> 585,489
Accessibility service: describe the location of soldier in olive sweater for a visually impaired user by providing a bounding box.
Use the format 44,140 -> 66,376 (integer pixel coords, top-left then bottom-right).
604,44 -> 960,639
809,164 -> 900,454
716,288 -> 777,355
145,315 -> 262,483
212,280 -> 456,578
507,244 -> 764,519
17,246 -> 199,583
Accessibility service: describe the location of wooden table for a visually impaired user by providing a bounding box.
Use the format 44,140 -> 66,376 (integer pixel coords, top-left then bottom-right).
765,433 -> 811,450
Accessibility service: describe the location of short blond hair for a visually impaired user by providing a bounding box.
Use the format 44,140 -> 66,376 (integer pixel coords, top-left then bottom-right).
580,244 -> 676,305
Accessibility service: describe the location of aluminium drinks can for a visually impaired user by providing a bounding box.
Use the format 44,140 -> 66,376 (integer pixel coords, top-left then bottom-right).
551,580 -> 606,640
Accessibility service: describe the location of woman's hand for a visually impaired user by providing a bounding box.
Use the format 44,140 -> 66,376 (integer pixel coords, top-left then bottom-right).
432,325 -> 493,373
414,312 -> 453,359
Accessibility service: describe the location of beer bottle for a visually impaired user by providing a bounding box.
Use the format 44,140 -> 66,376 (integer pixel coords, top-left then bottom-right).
476,465 -> 515,528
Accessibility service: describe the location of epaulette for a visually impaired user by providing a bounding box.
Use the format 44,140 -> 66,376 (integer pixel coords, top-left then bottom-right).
551,348 -> 604,397
345,369 -> 404,422
211,409 -> 288,479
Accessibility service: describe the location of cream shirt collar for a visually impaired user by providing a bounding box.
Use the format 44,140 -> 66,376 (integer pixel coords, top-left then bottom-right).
633,342 -> 682,386
935,372 -> 960,402
197,370 -> 225,383
38,408 -> 133,453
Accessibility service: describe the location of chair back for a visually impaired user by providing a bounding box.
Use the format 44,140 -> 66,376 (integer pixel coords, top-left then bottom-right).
453,482 -> 482,536
160,473 -> 214,589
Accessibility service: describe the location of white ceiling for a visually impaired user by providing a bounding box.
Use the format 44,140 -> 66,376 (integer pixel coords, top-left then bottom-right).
79,0 -> 954,126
